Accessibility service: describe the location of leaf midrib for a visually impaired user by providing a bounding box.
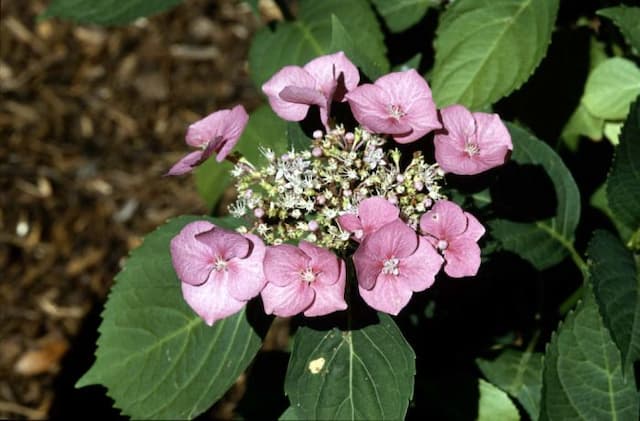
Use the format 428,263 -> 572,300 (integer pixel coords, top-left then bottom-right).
443,0 -> 534,104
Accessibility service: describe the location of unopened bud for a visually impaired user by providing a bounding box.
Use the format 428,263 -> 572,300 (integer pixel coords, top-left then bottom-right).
308,220 -> 319,231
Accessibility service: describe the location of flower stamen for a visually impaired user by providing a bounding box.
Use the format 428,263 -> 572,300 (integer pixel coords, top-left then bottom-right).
213,256 -> 228,272
382,257 -> 400,276
300,268 -> 317,283
389,104 -> 406,120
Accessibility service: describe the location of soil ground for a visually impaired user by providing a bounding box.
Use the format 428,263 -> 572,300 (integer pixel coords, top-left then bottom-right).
0,1 -> 268,418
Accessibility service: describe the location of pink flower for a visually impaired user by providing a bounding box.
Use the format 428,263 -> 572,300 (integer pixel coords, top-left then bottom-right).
434,105 -> 512,175
167,105 -> 249,176
353,220 -> 443,315
419,200 -> 485,278
261,241 -> 347,317
345,69 -> 441,143
261,52 -> 359,128
337,196 -> 399,242
170,221 -> 266,325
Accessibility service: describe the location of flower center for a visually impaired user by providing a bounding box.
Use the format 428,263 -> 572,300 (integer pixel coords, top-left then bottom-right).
300,268 -> 317,283
437,239 -> 449,251
382,257 -> 400,276
388,104 -> 406,120
464,139 -> 480,157
213,255 -> 228,272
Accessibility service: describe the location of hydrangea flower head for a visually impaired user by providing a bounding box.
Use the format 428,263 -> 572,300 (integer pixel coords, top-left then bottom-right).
170,221 -> 266,325
167,105 -> 249,175
261,241 -> 347,317
262,51 -> 359,128
420,200 -> 485,278
353,220 -> 443,315
337,196 -> 399,241
346,69 -> 441,143
434,105 -> 512,175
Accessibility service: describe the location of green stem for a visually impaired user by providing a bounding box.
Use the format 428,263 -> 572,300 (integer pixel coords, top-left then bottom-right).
525,329 -> 541,353
559,285 -> 585,316
535,222 -> 589,278
534,223 -> 589,315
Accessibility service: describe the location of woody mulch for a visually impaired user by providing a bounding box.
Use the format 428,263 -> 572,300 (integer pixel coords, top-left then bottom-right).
0,0 -> 280,418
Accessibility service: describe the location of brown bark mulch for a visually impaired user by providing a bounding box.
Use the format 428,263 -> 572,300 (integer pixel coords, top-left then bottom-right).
0,0 -> 275,418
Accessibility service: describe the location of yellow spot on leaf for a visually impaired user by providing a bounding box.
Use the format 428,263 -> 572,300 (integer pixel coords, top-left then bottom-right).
308,357 -> 325,374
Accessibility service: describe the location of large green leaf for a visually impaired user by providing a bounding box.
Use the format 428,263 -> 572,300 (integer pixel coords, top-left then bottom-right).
477,349 -> 543,420
195,105 -> 288,210
590,183 -> 634,241
249,0 -> 388,87
582,58 -> 640,121
540,291 -> 639,421
477,379 -> 520,421
370,0 -> 435,33
606,99 -> 640,241
329,15 -> 387,81
588,230 -> 640,374
431,0 -> 559,109
489,124 -> 581,270
77,216 -> 264,419
42,0 -> 182,25
285,314 -> 415,420
598,6 -> 640,52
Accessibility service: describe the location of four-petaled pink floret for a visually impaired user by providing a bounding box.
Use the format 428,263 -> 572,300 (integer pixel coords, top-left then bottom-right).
260,241 -> 347,317
337,196 -> 399,242
261,51 -> 360,129
167,105 -> 249,176
345,69 -> 441,143
420,200 -> 485,278
434,105 -> 512,175
170,221 -> 266,325
353,220 -> 443,315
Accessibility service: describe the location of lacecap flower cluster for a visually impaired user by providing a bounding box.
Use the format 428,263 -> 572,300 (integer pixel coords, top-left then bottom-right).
168,52 -> 512,325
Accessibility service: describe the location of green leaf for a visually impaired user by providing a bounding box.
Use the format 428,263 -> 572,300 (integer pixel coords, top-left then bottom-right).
42,0 -> 182,25
76,216 -> 263,419
587,230 -> 640,374
477,379 -> 520,421
607,99 -> 640,239
393,53 -> 423,72
370,0 -> 435,33
590,183 -> 634,241
477,349 -> 543,420
285,314 -> 415,420
560,37 -> 608,150
540,291 -> 639,421
279,406 -> 301,420
194,159 -> 233,212
582,58 -> 640,121
249,0 -> 388,87
431,0 -> 559,109
195,105 -> 288,209
560,103 -> 604,151
604,121 -> 623,146
329,15 -> 386,80
286,122 -> 311,151
489,124 -> 581,270
598,6 -> 640,52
